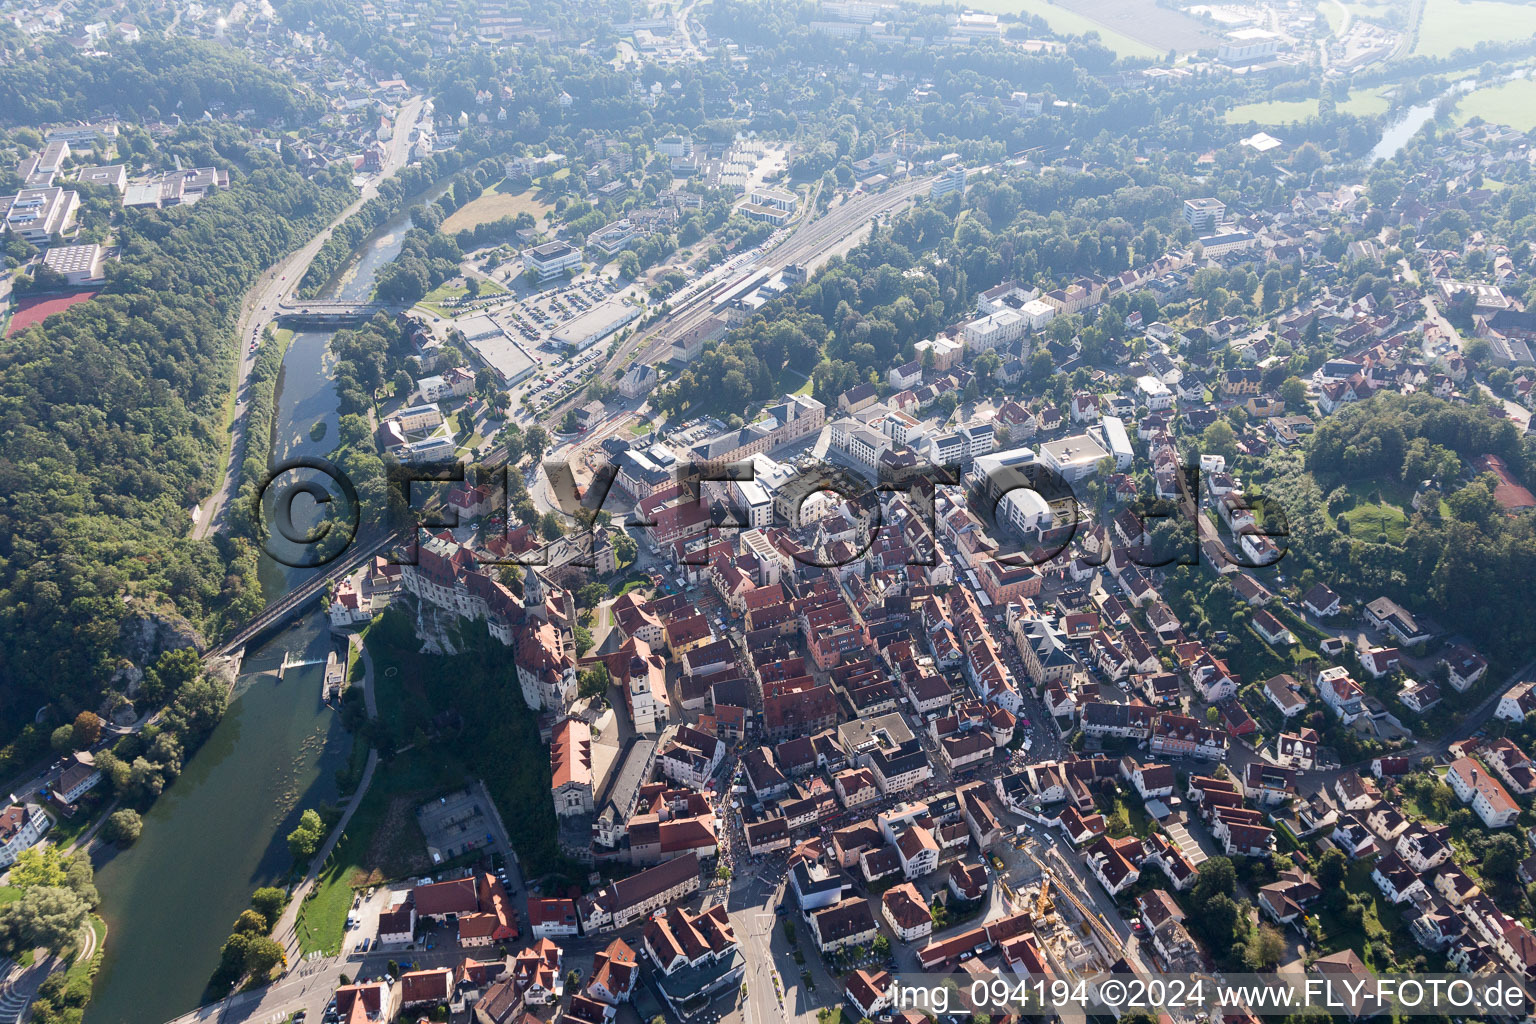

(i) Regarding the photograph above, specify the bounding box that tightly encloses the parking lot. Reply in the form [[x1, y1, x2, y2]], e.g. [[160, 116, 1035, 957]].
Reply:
[[499, 277, 616, 347], [416, 787, 498, 864]]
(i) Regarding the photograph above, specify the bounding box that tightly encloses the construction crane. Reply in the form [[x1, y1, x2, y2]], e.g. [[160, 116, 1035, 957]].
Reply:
[[1035, 873, 1056, 921], [1043, 865, 1129, 963], [1024, 848, 1129, 964]]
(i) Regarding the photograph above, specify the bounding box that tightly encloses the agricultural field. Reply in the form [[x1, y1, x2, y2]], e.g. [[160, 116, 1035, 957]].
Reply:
[[1054, 0, 1224, 52], [965, 0, 1162, 58], [1412, 0, 1536, 58], [1339, 0, 1409, 29], [1454, 77, 1536, 132], [440, 178, 554, 235]]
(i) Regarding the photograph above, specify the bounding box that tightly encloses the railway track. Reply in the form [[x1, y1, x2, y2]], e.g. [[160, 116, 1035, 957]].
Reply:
[[630, 174, 936, 367]]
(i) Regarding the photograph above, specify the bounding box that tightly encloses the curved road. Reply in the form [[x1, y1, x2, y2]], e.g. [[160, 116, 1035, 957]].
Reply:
[[193, 96, 424, 541]]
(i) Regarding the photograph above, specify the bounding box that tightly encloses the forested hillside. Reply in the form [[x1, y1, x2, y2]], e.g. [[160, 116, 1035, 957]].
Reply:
[[0, 46, 353, 763], [0, 38, 323, 125]]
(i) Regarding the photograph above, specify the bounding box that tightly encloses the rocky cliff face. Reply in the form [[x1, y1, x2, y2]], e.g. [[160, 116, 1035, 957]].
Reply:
[[114, 599, 207, 696]]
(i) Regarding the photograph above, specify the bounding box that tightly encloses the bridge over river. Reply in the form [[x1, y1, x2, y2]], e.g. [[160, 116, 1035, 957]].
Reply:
[[272, 300, 406, 327], [214, 530, 405, 661]]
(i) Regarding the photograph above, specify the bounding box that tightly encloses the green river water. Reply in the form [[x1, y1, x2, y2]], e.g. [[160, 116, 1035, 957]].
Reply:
[[86, 207, 419, 1024]]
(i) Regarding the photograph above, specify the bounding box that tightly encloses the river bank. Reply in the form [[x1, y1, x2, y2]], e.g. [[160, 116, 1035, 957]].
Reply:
[[85, 199, 422, 1024]]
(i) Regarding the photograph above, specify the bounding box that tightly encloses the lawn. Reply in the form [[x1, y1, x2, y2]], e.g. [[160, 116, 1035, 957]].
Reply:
[[1318, 0, 1345, 35], [1308, 861, 1405, 969], [962, 0, 1161, 57], [440, 179, 554, 236], [1412, 0, 1536, 57], [0, 886, 21, 906], [1318, 476, 1420, 545], [1102, 791, 1152, 839], [1340, 0, 1402, 26], [1337, 500, 1407, 544], [1227, 86, 1393, 125], [46, 798, 106, 849], [1225, 99, 1321, 126], [1454, 77, 1536, 132], [1337, 85, 1395, 117], [417, 277, 509, 317], [294, 750, 470, 957]]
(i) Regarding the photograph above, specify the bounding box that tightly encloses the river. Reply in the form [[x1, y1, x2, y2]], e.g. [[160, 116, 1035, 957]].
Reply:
[[86, 208, 416, 1024], [1364, 71, 1529, 164]]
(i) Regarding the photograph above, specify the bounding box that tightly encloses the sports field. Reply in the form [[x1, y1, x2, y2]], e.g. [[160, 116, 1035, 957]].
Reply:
[[440, 179, 554, 235], [5, 290, 98, 336]]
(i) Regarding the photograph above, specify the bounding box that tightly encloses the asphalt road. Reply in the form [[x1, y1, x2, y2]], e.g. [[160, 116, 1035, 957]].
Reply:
[[192, 95, 424, 541]]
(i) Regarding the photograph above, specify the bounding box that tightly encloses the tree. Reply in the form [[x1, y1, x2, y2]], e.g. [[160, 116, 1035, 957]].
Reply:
[[10, 848, 68, 890], [250, 888, 286, 924], [233, 909, 268, 934], [1200, 892, 1245, 948], [0, 886, 89, 954], [49, 725, 75, 753], [1245, 924, 1286, 969], [525, 426, 550, 456], [1482, 832, 1523, 881], [1202, 420, 1238, 464], [242, 935, 286, 978], [1192, 856, 1237, 910], [72, 711, 101, 748], [104, 808, 142, 846], [64, 853, 97, 906], [612, 531, 638, 568], [1317, 847, 1348, 889], [286, 808, 325, 862], [872, 934, 890, 958], [393, 369, 414, 398], [577, 664, 610, 700], [1280, 376, 1308, 410]]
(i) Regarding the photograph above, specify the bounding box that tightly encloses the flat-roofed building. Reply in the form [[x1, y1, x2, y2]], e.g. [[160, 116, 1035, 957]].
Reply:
[[1183, 197, 1226, 232], [1039, 432, 1111, 484], [76, 164, 126, 193], [394, 403, 444, 433], [42, 242, 103, 284], [523, 239, 582, 281], [551, 299, 641, 351], [749, 186, 798, 212], [740, 202, 792, 226], [5, 187, 79, 243]]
